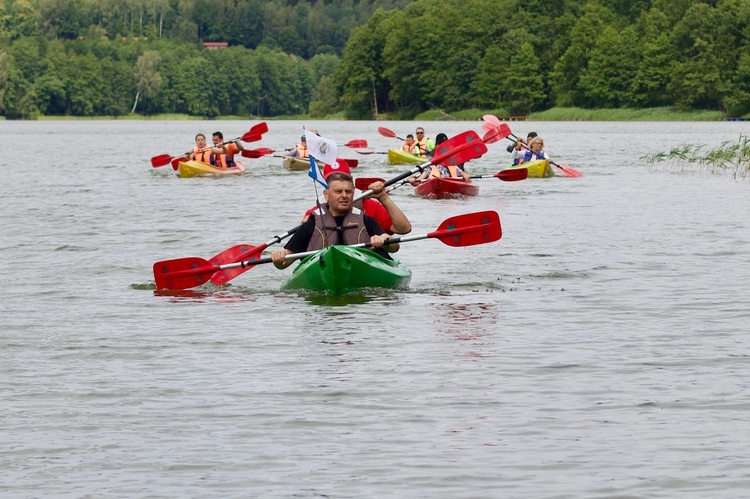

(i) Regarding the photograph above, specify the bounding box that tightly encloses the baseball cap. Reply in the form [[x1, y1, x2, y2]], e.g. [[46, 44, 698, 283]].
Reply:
[[323, 158, 351, 179]]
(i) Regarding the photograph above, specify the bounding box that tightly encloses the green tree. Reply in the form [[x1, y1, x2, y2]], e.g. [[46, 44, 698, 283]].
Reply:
[[4, 0, 39, 39], [550, 1, 617, 106], [578, 26, 638, 107], [337, 9, 393, 117], [131, 50, 162, 113], [666, 2, 724, 110], [629, 9, 674, 107], [502, 42, 545, 115]]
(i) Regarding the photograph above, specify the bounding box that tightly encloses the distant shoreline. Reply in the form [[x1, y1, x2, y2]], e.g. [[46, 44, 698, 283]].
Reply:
[[4, 107, 734, 122]]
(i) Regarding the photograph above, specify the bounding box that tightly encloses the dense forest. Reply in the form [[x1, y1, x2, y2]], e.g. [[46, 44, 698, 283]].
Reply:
[[1, 0, 749, 119]]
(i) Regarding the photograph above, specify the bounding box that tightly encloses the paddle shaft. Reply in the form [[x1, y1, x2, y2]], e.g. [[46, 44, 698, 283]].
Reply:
[[184, 221, 499, 275]]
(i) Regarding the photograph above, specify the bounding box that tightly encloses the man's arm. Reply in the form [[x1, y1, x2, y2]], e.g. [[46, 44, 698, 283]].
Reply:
[[368, 182, 411, 234]]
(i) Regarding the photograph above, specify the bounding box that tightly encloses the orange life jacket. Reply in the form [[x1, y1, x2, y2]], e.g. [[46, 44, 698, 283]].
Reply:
[[296, 143, 309, 158], [192, 148, 212, 163], [213, 143, 239, 168]]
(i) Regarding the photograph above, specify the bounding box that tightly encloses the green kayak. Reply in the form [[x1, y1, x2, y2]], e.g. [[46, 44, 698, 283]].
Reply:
[[281, 246, 412, 295]]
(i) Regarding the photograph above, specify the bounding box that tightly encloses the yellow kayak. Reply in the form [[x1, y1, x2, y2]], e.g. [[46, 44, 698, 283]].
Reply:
[[178, 160, 245, 178], [506, 159, 554, 178], [282, 156, 310, 171], [387, 149, 426, 165]]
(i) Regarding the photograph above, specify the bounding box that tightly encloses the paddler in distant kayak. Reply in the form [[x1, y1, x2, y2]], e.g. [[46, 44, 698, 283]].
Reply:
[[513, 136, 548, 165], [301, 159, 412, 235], [289, 135, 310, 158], [507, 131, 537, 157], [188, 133, 212, 163], [271, 171, 399, 269], [408, 133, 471, 185], [202, 131, 244, 168], [402, 134, 420, 155], [413, 127, 435, 157]]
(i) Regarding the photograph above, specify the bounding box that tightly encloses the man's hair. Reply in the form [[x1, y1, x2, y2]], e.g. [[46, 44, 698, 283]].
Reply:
[[326, 172, 353, 184], [213, 131, 224, 140]]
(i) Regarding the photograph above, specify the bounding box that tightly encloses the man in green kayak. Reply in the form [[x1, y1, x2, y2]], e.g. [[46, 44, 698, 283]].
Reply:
[[271, 172, 400, 269]]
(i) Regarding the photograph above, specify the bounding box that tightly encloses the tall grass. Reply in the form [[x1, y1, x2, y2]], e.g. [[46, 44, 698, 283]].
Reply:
[[530, 107, 724, 121], [641, 134, 750, 178]]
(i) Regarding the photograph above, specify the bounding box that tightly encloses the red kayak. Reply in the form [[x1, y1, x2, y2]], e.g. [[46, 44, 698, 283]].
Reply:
[[414, 177, 479, 198]]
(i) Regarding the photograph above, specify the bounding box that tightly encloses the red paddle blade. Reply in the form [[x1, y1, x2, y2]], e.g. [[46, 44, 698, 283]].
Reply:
[[481, 122, 496, 132], [242, 148, 274, 158], [209, 244, 263, 285], [241, 132, 263, 143], [153, 257, 216, 290], [556, 164, 582, 177], [171, 158, 182, 170], [495, 168, 528, 181], [483, 114, 502, 126], [151, 154, 173, 167], [482, 129, 502, 144], [433, 210, 501, 247], [345, 159, 359, 168], [249, 122, 269, 136], [378, 126, 397, 138], [345, 139, 368, 148], [432, 130, 488, 166], [355, 177, 386, 190], [482, 124, 512, 144]]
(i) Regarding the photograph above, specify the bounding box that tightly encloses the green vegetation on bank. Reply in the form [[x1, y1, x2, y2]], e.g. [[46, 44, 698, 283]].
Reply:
[[528, 107, 725, 122], [2, 0, 750, 120], [29, 106, 730, 122]]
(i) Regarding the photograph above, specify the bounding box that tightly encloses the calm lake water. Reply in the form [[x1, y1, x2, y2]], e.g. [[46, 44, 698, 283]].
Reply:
[[1, 119, 749, 497]]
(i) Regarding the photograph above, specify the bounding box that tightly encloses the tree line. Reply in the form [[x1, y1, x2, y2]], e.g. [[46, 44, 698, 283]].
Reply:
[[1, 0, 749, 119]]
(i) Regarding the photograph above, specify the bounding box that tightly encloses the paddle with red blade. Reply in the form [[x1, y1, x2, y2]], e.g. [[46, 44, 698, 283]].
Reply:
[[154, 130, 487, 289], [150, 122, 268, 168], [344, 139, 368, 148], [471, 169, 528, 181], [377, 126, 406, 142], [153, 211, 501, 290]]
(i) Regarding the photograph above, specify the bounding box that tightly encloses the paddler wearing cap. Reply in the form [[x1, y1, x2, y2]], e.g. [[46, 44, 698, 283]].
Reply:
[[290, 135, 310, 158], [300, 158, 411, 236], [271, 165, 401, 269]]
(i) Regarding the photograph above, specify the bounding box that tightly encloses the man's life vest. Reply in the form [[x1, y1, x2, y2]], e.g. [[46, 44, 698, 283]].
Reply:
[[307, 204, 370, 250]]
